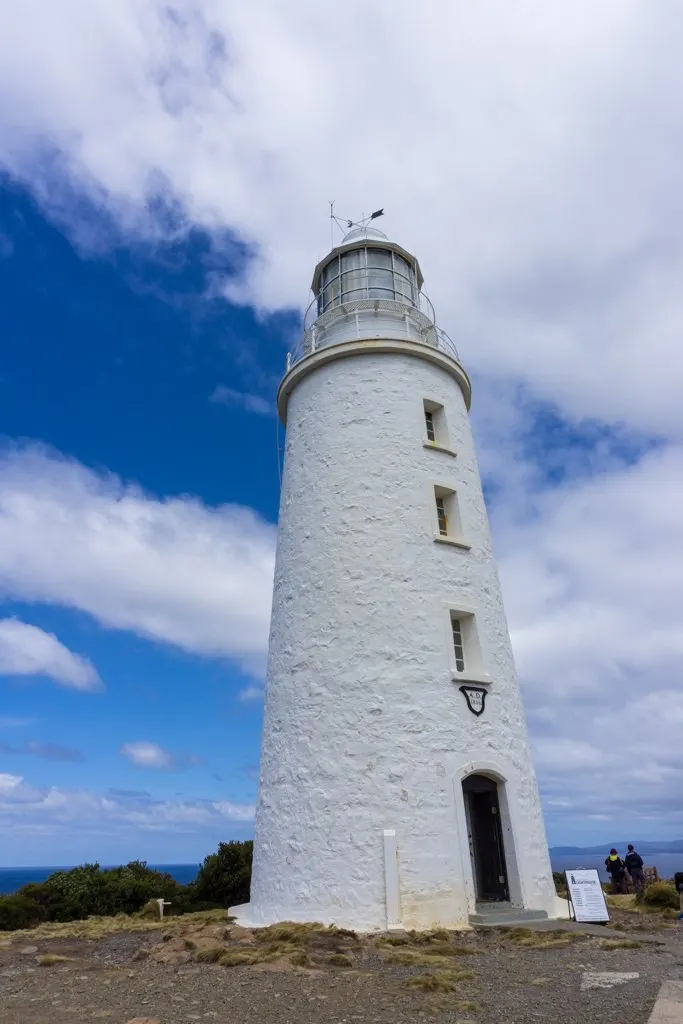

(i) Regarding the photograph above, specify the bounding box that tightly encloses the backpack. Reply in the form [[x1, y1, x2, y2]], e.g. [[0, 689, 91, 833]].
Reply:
[[605, 856, 624, 875]]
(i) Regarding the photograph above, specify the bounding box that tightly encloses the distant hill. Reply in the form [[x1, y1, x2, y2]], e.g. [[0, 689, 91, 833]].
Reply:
[[551, 840, 683, 855]]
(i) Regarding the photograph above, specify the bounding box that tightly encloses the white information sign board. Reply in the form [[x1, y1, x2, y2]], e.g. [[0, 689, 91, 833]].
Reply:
[[565, 869, 610, 923]]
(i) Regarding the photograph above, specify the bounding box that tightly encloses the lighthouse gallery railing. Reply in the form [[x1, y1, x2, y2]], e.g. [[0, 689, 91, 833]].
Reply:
[[286, 291, 461, 372]]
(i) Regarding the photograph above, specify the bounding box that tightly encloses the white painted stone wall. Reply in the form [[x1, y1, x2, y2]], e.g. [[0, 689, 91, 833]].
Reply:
[[243, 345, 556, 930]]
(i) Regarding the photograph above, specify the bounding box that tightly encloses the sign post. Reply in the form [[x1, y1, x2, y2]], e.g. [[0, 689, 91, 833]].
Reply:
[[564, 869, 610, 924]]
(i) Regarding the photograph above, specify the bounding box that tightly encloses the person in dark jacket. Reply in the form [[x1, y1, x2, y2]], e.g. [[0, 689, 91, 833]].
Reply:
[[605, 848, 627, 893], [624, 844, 645, 895]]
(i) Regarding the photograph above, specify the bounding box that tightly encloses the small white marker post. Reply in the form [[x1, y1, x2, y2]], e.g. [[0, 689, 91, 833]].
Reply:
[[382, 830, 402, 931], [156, 898, 172, 921]]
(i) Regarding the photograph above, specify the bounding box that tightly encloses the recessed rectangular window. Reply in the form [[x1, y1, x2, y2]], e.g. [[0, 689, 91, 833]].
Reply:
[[425, 409, 436, 442], [423, 399, 449, 447], [448, 609, 487, 681], [433, 485, 464, 543], [435, 494, 448, 536], [451, 617, 465, 672]]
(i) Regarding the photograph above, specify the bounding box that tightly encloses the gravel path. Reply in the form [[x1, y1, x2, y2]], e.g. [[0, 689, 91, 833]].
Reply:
[[1, 918, 681, 1024]]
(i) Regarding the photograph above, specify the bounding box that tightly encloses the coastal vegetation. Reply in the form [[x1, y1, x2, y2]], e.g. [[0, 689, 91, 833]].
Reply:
[[637, 879, 680, 910], [0, 839, 252, 931]]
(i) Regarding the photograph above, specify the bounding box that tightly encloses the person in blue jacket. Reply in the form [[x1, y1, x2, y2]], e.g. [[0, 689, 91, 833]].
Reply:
[[624, 845, 645, 895]]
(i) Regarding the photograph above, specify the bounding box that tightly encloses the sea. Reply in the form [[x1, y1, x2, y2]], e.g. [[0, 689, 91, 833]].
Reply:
[[551, 851, 683, 880], [0, 864, 199, 896]]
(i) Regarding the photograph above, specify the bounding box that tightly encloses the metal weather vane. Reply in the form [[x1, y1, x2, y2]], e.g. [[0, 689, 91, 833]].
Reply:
[[329, 202, 384, 244]]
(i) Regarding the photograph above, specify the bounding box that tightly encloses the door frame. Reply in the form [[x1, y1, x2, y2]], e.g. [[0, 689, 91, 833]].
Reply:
[[453, 761, 524, 911]]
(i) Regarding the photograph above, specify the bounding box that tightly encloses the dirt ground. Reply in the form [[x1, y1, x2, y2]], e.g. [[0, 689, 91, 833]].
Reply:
[[1, 908, 682, 1024]]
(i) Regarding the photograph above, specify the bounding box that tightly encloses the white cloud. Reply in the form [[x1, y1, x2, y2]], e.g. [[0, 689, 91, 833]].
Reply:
[[498, 443, 683, 702], [238, 685, 264, 702], [0, 444, 275, 675], [211, 800, 256, 822], [490, 439, 683, 840], [120, 741, 175, 771], [0, 617, 102, 691], [1, 2, 683, 437], [0, 773, 255, 832], [0, 717, 34, 729], [0, 773, 22, 791], [532, 690, 683, 832], [210, 386, 273, 417]]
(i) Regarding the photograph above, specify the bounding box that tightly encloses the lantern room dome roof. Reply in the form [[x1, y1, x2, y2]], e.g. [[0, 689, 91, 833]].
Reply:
[[341, 225, 389, 244]]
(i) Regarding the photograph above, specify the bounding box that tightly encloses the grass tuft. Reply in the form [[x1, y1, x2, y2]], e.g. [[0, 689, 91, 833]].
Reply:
[[383, 949, 453, 967], [328, 953, 353, 967], [499, 926, 535, 940], [218, 948, 273, 967], [37, 954, 74, 966], [501, 928, 575, 950], [420, 942, 481, 957], [289, 950, 313, 967], [252, 921, 359, 952], [194, 946, 225, 963], [264, 941, 301, 958], [253, 922, 322, 944], [405, 971, 461, 993], [523, 937, 575, 949], [217, 941, 307, 967], [1, 908, 228, 942], [423, 928, 452, 943], [599, 939, 643, 950]]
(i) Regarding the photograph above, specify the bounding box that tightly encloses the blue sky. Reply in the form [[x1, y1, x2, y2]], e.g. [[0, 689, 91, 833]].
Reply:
[[1, 1, 683, 864], [0, 182, 281, 864]]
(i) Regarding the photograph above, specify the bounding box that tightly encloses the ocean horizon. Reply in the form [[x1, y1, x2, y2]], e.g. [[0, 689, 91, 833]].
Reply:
[[2, 848, 682, 896], [550, 850, 682, 880]]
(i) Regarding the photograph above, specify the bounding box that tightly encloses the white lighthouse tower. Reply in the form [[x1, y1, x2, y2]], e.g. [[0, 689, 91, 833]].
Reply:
[[234, 217, 557, 931]]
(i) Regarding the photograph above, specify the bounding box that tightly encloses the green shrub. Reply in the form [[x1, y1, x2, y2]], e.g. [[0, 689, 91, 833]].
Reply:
[[639, 881, 679, 910], [552, 871, 567, 894], [166, 892, 221, 916], [192, 840, 253, 908], [18, 861, 183, 922], [0, 894, 46, 931], [0, 841, 249, 931]]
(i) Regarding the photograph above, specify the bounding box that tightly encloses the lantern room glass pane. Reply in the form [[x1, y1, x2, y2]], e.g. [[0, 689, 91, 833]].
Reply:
[[368, 249, 393, 270], [367, 248, 394, 300], [320, 256, 340, 312], [341, 249, 365, 303], [322, 257, 338, 285], [393, 253, 416, 305]]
